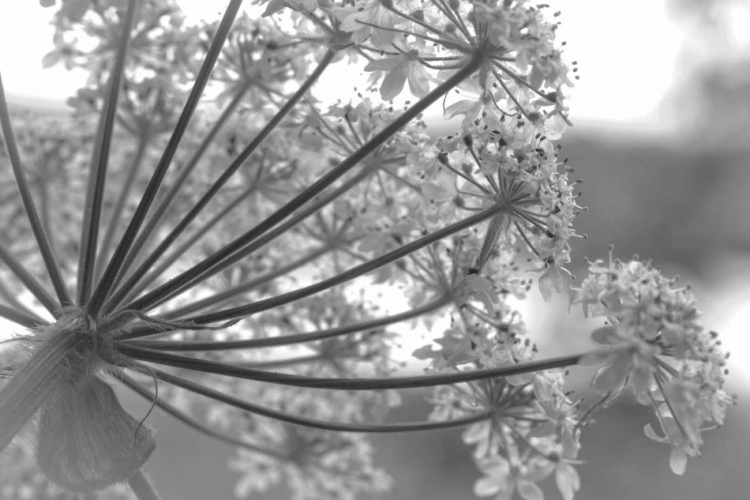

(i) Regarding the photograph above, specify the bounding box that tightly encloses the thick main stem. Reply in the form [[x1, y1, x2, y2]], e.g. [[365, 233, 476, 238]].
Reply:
[[121, 293, 449, 345], [0, 332, 85, 453]]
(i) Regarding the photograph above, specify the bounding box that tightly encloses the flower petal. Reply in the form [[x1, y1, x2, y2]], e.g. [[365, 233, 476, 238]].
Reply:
[[555, 463, 580, 500], [669, 448, 688, 475], [592, 354, 630, 394], [518, 479, 544, 500], [590, 325, 618, 345], [379, 65, 407, 101]]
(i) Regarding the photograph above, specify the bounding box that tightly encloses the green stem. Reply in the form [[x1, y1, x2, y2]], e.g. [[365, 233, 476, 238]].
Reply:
[[119, 346, 583, 391], [128, 469, 161, 500], [124, 53, 485, 313], [86, 0, 244, 317], [77, 0, 140, 305]]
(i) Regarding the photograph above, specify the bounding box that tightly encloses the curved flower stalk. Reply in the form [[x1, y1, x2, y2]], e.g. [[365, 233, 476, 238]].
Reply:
[[0, 0, 732, 499]]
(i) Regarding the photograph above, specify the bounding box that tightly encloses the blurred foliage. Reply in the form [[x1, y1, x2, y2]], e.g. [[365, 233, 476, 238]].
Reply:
[[665, 0, 750, 147]]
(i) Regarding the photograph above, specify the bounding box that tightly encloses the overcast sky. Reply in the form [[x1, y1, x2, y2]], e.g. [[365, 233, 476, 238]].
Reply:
[[0, 0, 685, 132]]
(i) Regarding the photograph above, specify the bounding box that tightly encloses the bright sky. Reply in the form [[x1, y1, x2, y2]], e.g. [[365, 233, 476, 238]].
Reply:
[[0, 0, 684, 131]]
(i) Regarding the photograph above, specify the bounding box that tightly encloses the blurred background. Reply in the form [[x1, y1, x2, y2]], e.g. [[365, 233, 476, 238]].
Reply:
[[2, 0, 750, 499]]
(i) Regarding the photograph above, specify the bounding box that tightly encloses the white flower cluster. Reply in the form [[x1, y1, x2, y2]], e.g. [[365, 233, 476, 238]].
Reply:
[[572, 253, 735, 474]]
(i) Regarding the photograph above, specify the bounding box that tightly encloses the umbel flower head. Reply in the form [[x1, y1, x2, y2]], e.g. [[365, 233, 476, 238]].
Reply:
[[0, 0, 731, 498], [571, 250, 735, 474]]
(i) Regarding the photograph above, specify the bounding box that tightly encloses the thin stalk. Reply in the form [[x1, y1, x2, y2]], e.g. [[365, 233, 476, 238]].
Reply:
[[128, 469, 161, 500], [110, 82, 250, 293], [95, 129, 151, 282], [77, 0, 140, 305], [106, 49, 336, 310], [0, 241, 59, 316], [0, 303, 46, 329], [117, 181, 263, 306], [36, 156, 53, 246], [475, 214, 504, 271], [177, 202, 508, 325], [121, 294, 449, 346], [87, 0, 245, 317], [124, 53, 485, 313], [234, 354, 325, 369], [118, 373, 280, 456], [158, 244, 333, 321], [119, 348, 582, 391], [0, 74, 72, 308], [0, 279, 39, 320], [152, 368, 493, 433], [128, 163, 374, 313]]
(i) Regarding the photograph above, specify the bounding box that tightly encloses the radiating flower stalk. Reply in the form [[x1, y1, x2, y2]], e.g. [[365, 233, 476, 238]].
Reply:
[[0, 0, 733, 499]]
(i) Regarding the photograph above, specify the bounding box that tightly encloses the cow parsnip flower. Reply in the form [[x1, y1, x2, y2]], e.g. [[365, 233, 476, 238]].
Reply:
[[0, 0, 732, 498]]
